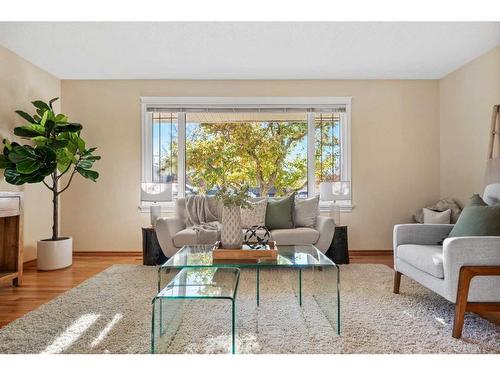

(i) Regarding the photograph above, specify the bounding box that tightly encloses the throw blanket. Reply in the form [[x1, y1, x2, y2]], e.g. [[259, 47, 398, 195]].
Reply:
[[185, 195, 222, 244]]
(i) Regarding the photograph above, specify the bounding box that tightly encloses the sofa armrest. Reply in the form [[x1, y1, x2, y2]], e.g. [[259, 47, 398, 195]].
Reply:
[[442, 236, 500, 301], [155, 217, 185, 258], [314, 215, 335, 253]]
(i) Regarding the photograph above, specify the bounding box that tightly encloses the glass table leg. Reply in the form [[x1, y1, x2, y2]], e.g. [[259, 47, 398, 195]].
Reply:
[[298, 268, 302, 306], [232, 298, 236, 354], [310, 265, 340, 335], [256, 267, 260, 306]]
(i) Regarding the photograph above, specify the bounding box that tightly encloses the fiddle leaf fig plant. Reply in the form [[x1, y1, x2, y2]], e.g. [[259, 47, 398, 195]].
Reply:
[[0, 98, 100, 240]]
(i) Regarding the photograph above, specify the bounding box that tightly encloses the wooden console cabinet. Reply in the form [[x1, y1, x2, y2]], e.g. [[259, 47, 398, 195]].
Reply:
[[0, 192, 23, 286]]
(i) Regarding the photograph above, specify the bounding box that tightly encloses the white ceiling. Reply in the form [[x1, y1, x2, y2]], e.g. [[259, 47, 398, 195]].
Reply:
[[0, 22, 499, 80]]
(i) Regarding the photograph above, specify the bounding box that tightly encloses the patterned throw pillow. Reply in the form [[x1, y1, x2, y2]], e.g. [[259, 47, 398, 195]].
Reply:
[[241, 199, 268, 228]]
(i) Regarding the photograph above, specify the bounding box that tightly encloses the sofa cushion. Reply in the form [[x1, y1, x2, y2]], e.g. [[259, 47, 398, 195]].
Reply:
[[265, 193, 296, 230], [396, 244, 444, 278], [173, 228, 199, 247], [294, 196, 319, 228], [271, 227, 319, 246]]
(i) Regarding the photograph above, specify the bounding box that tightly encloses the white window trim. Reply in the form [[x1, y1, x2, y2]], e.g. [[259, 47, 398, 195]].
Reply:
[[140, 96, 352, 213]]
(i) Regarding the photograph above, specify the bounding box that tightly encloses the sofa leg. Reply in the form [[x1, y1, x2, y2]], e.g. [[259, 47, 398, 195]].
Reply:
[[393, 271, 401, 294]]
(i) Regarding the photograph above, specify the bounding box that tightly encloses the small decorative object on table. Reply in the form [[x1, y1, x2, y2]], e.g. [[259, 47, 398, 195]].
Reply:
[[212, 240, 278, 261], [215, 183, 251, 248], [244, 225, 271, 249], [142, 225, 168, 265]]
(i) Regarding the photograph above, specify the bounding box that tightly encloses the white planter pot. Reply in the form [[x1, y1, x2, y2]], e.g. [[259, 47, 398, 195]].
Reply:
[[37, 237, 73, 271]]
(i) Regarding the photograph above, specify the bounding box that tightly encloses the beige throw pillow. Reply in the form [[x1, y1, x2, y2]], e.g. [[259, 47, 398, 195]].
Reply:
[[423, 208, 451, 224], [241, 199, 268, 228]]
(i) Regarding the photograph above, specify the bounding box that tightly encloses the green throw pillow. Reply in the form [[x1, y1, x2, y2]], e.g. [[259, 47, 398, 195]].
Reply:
[[265, 193, 295, 230], [448, 194, 500, 238]]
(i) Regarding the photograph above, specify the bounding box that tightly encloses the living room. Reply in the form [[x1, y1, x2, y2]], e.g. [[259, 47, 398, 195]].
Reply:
[[0, 1, 499, 372]]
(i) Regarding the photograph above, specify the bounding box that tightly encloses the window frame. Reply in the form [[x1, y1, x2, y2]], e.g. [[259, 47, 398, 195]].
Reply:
[[140, 96, 352, 213]]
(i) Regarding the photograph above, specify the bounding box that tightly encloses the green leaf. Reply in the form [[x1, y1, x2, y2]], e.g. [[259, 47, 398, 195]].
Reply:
[[55, 114, 68, 123], [21, 172, 46, 183], [3, 139, 12, 152], [14, 126, 44, 138], [0, 154, 11, 168], [55, 123, 82, 133], [48, 139, 69, 149], [4, 167, 25, 185], [81, 154, 101, 161], [40, 110, 49, 126], [76, 167, 99, 182], [8, 146, 36, 164], [78, 159, 94, 169], [49, 97, 59, 110], [56, 149, 73, 173], [6, 145, 56, 177], [32, 100, 50, 111], [36, 145, 57, 164], [76, 137, 85, 153], [31, 136, 49, 146], [16, 158, 40, 174], [15, 110, 35, 124], [33, 114, 41, 123], [44, 119, 56, 136]]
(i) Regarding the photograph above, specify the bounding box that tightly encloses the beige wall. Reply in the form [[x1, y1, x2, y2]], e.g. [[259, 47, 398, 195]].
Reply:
[[61, 79, 440, 251], [2, 41, 497, 255], [0, 45, 60, 261], [440, 46, 500, 206]]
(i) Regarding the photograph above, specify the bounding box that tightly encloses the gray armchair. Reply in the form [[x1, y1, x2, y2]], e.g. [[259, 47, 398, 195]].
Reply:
[[393, 183, 500, 338]]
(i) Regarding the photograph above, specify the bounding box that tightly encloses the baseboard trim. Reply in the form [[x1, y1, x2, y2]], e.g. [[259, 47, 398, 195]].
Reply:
[[73, 251, 141, 256], [349, 250, 393, 256]]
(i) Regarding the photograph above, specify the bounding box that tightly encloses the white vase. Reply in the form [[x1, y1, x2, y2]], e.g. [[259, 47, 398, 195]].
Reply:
[[37, 237, 73, 271], [221, 206, 243, 248]]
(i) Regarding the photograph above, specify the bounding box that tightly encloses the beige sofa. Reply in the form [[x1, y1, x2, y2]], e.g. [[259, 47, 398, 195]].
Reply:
[[156, 198, 335, 257]]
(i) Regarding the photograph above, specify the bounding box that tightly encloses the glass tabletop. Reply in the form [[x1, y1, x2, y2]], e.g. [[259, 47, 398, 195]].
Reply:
[[159, 244, 336, 269], [157, 267, 240, 299]]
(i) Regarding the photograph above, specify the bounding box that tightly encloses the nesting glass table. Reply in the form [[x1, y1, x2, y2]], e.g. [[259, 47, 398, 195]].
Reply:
[[156, 244, 340, 349]]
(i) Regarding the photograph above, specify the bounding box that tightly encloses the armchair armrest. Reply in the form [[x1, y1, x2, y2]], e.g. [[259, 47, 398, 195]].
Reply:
[[393, 224, 453, 248], [442, 236, 500, 301], [155, 216, 185, 258], [393, 224, 454, 269], [314, 215, 335, 253]]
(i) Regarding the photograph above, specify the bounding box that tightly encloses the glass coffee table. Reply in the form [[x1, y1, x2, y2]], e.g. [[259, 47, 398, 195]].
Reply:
[[158, 244, 340, 334]]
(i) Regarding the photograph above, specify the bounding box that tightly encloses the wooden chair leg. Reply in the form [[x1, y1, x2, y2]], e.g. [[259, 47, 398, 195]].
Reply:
[[452, 267, 474, 339], [393, 271, 401, 294]]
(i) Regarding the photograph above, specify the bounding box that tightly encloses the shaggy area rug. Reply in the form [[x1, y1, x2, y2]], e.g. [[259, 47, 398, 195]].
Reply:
[[0, 264, 498, 354]]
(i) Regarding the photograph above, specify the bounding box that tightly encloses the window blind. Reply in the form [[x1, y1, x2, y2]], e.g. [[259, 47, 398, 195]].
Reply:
[[146, 106, 346, 113]]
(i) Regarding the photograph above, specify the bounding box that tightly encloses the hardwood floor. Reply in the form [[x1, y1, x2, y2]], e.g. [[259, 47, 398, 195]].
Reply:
[[0, 251, 498, 330], [0, 252, 142, 328]]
